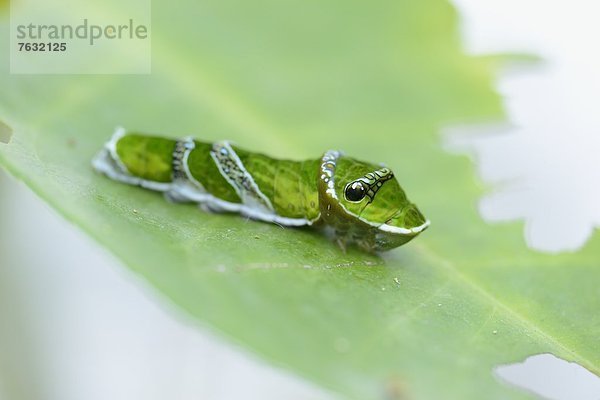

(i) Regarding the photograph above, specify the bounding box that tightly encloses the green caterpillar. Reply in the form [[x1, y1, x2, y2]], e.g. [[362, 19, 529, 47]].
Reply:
[[92, 128, 429, 251]]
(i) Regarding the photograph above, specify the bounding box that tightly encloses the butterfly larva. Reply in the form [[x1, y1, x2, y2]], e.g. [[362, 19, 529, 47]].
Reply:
[[92, 127, 430, 251]]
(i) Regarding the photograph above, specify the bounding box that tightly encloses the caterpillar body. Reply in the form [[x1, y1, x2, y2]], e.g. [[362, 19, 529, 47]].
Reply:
[[92, 128, 430, 252]]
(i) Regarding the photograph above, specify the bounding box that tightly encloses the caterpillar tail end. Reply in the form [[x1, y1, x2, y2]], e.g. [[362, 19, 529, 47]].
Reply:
[[92, 126, 129, 178]]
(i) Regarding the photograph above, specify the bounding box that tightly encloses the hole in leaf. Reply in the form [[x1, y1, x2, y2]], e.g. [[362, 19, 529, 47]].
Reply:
[[445, 120, 600, 254], [494, 353, 600, 400]]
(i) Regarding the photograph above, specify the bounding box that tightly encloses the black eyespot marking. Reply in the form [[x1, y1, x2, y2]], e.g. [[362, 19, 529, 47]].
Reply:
[[344, 181, 367, 202], [343, 168, 394, 204]]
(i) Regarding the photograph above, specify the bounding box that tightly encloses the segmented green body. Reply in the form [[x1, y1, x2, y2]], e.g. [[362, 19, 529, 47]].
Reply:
[[93, 128, 429, 251]]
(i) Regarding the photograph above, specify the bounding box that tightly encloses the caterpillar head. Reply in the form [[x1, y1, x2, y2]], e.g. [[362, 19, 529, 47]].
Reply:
[[318, 151, 429, 251]]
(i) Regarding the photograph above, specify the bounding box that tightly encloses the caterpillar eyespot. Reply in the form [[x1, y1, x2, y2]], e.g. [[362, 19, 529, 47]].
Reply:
[[344, 181, 367, 202], [92, 127, 430, 252]]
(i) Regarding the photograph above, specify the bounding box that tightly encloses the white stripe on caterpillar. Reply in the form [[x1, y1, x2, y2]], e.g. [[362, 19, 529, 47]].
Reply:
[[210, 141, 275, 214]]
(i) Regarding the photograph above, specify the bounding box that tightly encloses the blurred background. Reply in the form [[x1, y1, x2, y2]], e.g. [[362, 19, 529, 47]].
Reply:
[[1, 0, 600, 399]]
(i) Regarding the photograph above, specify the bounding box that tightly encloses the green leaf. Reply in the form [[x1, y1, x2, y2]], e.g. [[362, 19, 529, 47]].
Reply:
[[1, 1, 598, 399]]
